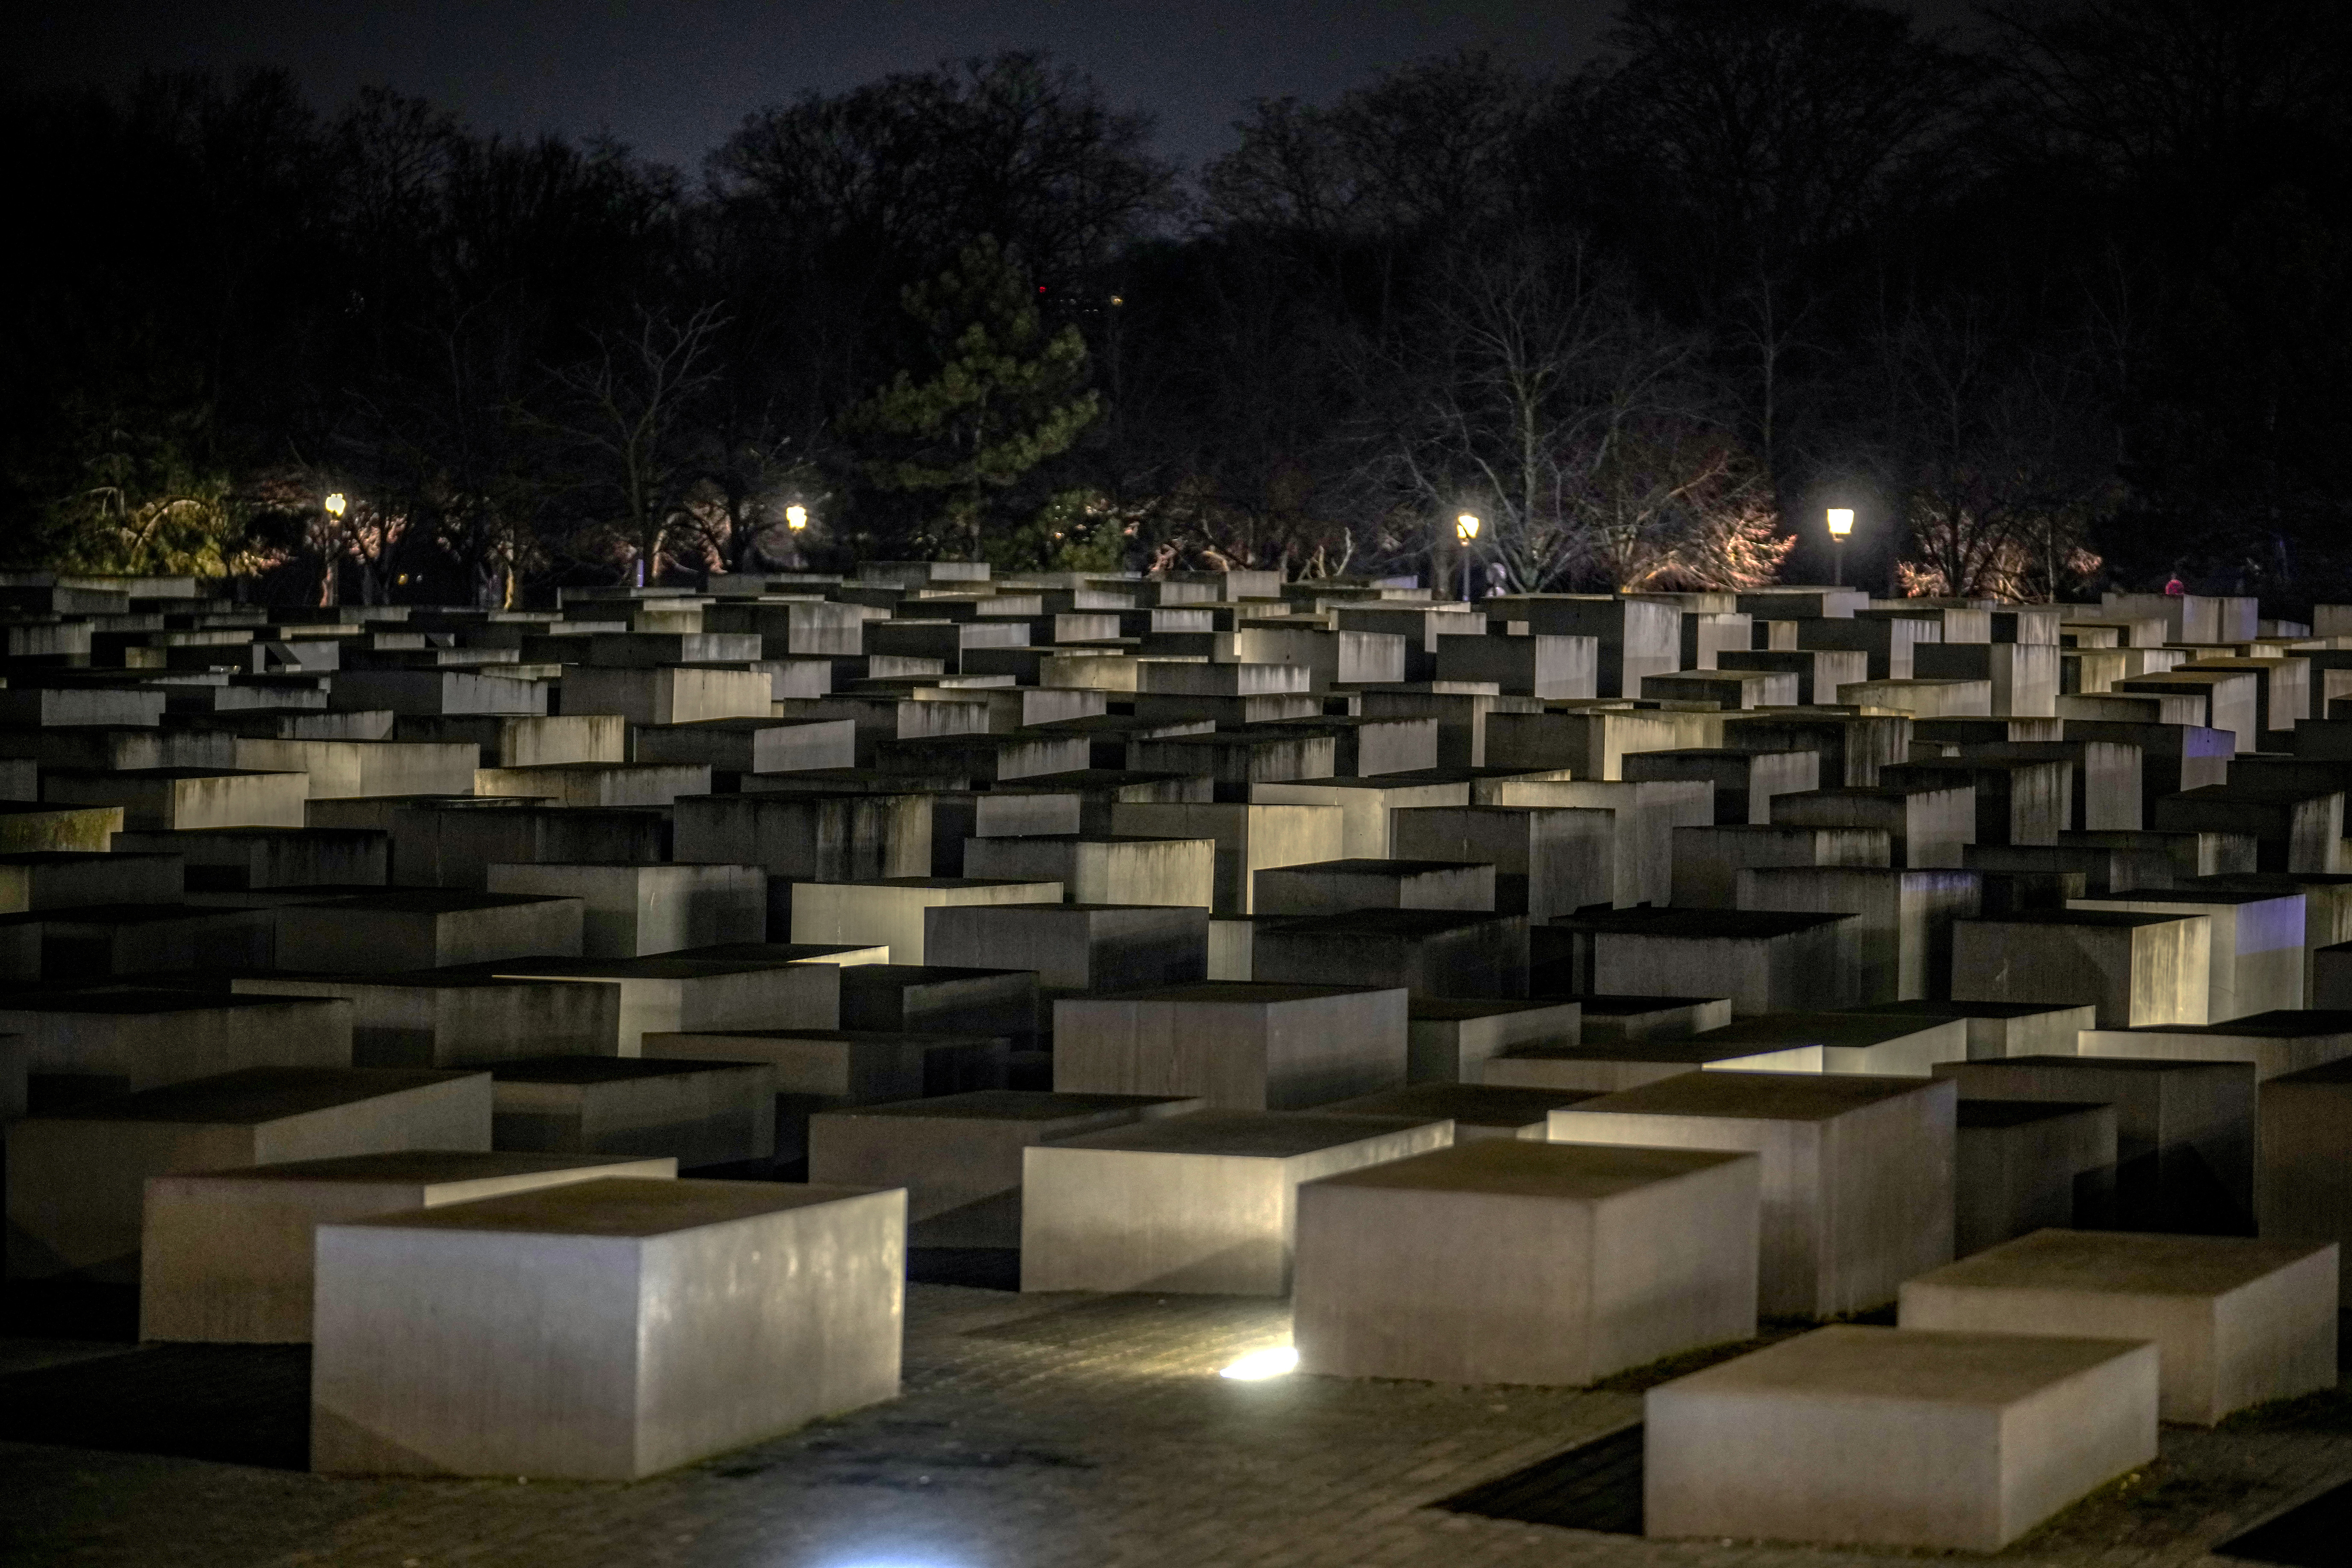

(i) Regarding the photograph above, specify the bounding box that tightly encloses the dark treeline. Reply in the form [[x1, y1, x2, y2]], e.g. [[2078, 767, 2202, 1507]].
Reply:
[[4, 0, 2347, 607]]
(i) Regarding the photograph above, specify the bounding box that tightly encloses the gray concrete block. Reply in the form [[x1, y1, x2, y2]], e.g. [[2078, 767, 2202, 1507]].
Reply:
[[1643, 1325, 2156, 1551], [924, 902, 1207, 995], [486, 862, 765, 957], [310, 1178, 903, 1478], [2080, 1010, 2352, 1082], [1951, 910, 2210, 1028], [789, 877, 1062, 963], [1838, 998, 2096, 1060], [1294, 1140, 1758, 1385], [2, 990, 354, 1099], [1250, 909, 1528, 1000], [1954, 1100, 2118, 1254], [139, 1150, 677, 1343], [277, 890, 585, 972], [1900, 1229, 2336, 1423], [488, 1056, 776, 1167], [1737, 865, 1980, 1003], [1020, 1110, 1451, 1294], [7, 1066, 492, 1281], [1252, 858, 1495, 915], [961, 834, 1214, 908], [1312, 1082, 1601, 1140], [1407, 997, 1582, 1083], [488, 956, 840, 1055], [1771, 785, 1974, 869], [232, 972, 620, 1067], [1549, 1072, 1956, 1317], [1669, 824, 1890, 910], [1053, 982, 1409, 1110]]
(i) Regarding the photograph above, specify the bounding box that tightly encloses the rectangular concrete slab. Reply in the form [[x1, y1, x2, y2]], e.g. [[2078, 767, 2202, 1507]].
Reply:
[[1900, 1228, 2337, 1423], [1020, 1110, 1451, 1294], [1052, 982, 1409, 1110], [140, 1150, 678, 1342], [1644, 1325, 2157, 1551], [310, 1177, 903, 1478], [1294, 1140, 1759, 1385]]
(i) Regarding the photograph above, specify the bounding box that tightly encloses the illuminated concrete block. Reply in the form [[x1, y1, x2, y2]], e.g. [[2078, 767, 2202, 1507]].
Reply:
[[1955, 1100, 2117, 1255], [1684, 1011, 1970, 1076], [310, 1178, 904, 1478], [1294, 1140, 1758, 1385], [6, 1066, 491, 1281], [474, 762, 711, 807], [2067, 886, 2304, 1025], [2080, 1010, 2352, 1082], [43, 767, 308, 830], [1644, 1326, 2156, 1551], [1840, 999, 2095, 1061], [1251, 909, 1528, 999], [232, 972, 620, 1067], [789, 877, 1062, 964], [115, 825, 387, 889], [1247, 776, 1471, 860], [1108, 801, 1345, 914], [1313, 1082, 1599, 1140], [561, 664, 771, 725], [1565, 909, 1855, 1016], [1900, 1229, 2337, 1424], [140, 1150, 676, 1343], [489, 1056, 775, 1167], [1737, 865, 1980, 1003], [1, 990, 354, 1100], [1934, 1055, 2255, 1232], [627, 717, 855, 774], [1407, 996, 1582, 1083], [486, 862, 766, 957], [1391, 805, 1613, 919], [1951, 910, 2210, 1028], [809, 1089, 1201, 1239], [489, 956, 839, 1055], [1770, 785, 1974, 869], [1053, 982, 1408, 1109], [645, 1028, 1009, 1161], [1252, 857, 1495, 915], [960, 834, 1214, 908], [923, 902, 1207, 997], [1020, 1110, 1451, 1294], [0, 800, 125, 853], [277, 890, 585, 972], [231, 738, 479, 799], [1622, 747, 1818, 826], [839, 963, 1037, 1048], [1570, 994, 1734, 1042], [1549, 1072, 1956, 1317]]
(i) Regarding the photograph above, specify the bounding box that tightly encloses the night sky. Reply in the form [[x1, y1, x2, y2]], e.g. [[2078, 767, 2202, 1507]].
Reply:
[[13, 0, 1980, 174]]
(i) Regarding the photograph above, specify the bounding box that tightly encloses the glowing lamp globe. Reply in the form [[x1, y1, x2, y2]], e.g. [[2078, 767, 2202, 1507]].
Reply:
[[1826, 507, 1855, 538]]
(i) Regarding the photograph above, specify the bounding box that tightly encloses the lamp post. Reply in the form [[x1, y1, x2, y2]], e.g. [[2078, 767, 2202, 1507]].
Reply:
[[1826, 507, 1855, 587], [1455, 512, 1480, 602]]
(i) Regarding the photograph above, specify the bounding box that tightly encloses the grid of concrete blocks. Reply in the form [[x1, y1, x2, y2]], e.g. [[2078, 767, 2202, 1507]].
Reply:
[[3, 566, 2352, 1547]]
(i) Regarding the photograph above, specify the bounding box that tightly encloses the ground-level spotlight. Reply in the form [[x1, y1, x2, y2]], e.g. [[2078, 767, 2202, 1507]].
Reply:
[[1220, 1345, 1298, 1380]]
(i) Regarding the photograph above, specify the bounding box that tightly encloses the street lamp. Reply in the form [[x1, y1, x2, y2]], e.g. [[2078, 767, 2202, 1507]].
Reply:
[[1826, 507, 1855, 587], [1455, 512, 1480, 602], [785, 504, 808, 532], [323, 492, 347, 520]]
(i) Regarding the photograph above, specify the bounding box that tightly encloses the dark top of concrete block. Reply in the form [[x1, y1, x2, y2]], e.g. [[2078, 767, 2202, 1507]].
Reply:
[[1315, 1084, 1600, 1126], [1304, 1137, 1749, 1199], [826, 1090, 1199, 1122], [659, 1028, 1005, 1046], [2110, 1010, 2352, 1039], [187, 1150, 662, 1184], [1957, 1099, 2113, 1130], [1052, 1109, 1436, 1159], [34, 1066, 478, 1125], [289, 889, 576, 916], [1694, 1013, 1960, 1049], [841, 964, 1036, 987], [0, 903, 266, 930], [1410, 997, 1581, 1023], [1842, 999, 2091, 1022], [664, 942, 883, 964], [2269, 1056, 2352, 1087], [809, 877, 1061, 892], [487, 956, 816, 980], [1562, 993, 1729, 1016], [1264, 909, 1519, 939], [1966, 909, 2199, 930], [1571, 1069, 1948, 1121], [1936, 1054, 2252, 1080], [490, 1055, 768, 1084], [1664, 1324, 2149, 1405], [1081, 981, 1403, 1006], [1265, 859, 1489, 877], [1562, 909, 1848, 939], [337, 1175, 878, 1237], [0, 988, 336, 1019], [1913, 1227, 2331, 1297]]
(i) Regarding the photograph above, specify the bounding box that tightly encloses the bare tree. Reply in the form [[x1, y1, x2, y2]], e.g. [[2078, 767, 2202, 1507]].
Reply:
[[1365, 238, 1790, 593], [543, 304, 726, 583]]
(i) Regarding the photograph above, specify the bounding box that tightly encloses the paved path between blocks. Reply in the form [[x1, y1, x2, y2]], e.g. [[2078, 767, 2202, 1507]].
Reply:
[[3, 1285, 2349, 1567]]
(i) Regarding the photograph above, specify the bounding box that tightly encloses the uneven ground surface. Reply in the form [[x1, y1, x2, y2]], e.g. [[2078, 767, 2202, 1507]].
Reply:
[[2, 1282, 2348, 1568]]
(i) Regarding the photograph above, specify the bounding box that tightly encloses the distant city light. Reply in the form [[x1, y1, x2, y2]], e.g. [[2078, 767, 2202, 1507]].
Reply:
[[1220, 1346, 1298, 1380], [1826, 507, 1855, 537], [786, 504, 809, 530]]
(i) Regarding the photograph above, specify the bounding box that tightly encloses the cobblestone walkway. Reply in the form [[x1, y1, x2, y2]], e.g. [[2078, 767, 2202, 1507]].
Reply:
[[3, 1285, 2347, 1568]]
